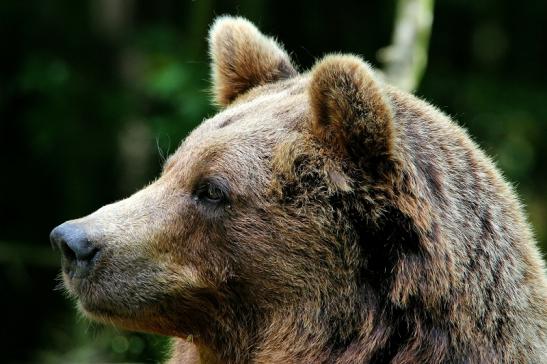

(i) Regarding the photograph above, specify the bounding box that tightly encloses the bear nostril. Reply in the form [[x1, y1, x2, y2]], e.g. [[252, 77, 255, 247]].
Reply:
[[60, 239, 77, 261], [50, 223, 99, 277]]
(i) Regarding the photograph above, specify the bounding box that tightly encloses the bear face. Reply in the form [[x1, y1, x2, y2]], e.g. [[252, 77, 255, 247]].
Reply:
[[55, 75, 319, 335], [51, 16, 547, 363]]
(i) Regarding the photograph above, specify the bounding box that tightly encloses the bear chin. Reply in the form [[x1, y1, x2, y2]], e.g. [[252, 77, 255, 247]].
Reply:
[[67, 270, 201, 338], [78, 300, 195, 339], [63, 273, 153, 321]]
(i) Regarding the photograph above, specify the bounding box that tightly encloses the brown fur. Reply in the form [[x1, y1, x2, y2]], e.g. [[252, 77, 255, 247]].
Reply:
[[209, 16, 297, 106], [55, 16, 547, 363]]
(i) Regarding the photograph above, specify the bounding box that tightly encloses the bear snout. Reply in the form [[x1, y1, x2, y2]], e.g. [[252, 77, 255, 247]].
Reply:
[[50, 222, 100, 279]]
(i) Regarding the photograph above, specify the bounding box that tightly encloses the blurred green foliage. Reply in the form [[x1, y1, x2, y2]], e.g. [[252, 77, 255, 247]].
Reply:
[[1, 0, 546, 362]]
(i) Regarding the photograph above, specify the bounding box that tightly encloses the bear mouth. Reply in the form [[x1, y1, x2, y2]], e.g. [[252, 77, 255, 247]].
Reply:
[[63, 266, 174, 319], [60, 269, 123, 317], [62, 273, 98, 307], [71, 283, 133, 320], [79, 299, 143, 324]]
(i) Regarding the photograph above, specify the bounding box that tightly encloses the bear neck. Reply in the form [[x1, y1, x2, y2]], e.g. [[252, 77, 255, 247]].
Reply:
[[172, 289, 459, 364], [173, 283, 406, 363]]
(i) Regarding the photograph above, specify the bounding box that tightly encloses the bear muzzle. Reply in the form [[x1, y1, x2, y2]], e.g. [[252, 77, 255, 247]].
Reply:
[[50, 222, 100, 279]]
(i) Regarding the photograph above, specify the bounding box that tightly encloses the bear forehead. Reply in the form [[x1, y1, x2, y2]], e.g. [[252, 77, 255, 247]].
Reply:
[[160, 76, 309, 188], [206, 75, 308, 132]]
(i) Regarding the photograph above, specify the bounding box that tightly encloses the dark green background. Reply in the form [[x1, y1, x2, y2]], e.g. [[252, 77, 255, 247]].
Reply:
[[1, 0, 546, 362]]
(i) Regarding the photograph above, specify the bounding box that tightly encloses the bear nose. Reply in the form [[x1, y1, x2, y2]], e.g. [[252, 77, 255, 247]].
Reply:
[[50, 223, 99, 278]]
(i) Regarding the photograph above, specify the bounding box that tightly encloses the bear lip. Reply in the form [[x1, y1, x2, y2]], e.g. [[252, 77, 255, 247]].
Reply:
[[62, 272, 88, 296], [79, 300, 117, 317], [69, 281, 123, 319]]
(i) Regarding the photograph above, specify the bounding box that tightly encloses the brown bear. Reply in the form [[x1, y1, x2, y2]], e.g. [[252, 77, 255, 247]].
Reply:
[[50, 16, 547, 363]]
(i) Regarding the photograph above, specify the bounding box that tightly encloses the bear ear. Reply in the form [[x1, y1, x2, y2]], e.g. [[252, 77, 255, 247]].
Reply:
[[209, 16, 298, 107], [309, 55, 396, 169]]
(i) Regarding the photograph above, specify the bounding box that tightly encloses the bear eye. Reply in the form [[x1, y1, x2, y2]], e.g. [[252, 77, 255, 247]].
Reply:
[[194, 180, 227, 204]]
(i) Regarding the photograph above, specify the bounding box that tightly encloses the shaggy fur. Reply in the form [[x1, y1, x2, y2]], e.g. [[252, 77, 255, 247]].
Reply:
[[54, 16, 547, 363], [209, 16, 297, 106]]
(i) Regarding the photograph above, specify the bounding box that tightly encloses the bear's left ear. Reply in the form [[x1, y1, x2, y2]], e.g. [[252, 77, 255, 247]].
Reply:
[[309, 55, 397, 171], [209, 16, 298, 107]]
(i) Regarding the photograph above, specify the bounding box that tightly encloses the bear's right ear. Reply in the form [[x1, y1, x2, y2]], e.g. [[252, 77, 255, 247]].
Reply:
[[308, 55, 397, 172], [209, 16, 298, 107]]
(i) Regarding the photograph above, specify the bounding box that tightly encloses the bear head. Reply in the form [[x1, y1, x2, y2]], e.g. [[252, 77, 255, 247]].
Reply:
[[50, 16, 547, 363]]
